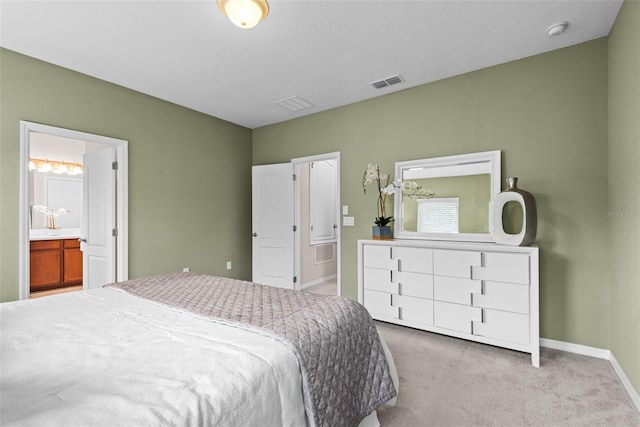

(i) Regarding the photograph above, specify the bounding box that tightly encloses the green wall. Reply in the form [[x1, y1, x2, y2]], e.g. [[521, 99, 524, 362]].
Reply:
[[253, 40, 610, 351], [608, 0, 640, 395], [0, 48, 253, 302]]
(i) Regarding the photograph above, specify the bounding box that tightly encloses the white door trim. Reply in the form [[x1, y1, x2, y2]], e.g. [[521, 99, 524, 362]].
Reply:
[[19, 121, 129, 300], [292, 152, 341, 296]]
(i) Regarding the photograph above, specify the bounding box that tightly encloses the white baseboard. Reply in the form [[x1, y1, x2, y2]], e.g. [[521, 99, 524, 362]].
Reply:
[[609, 352, 640, 412], [539, 338, 611, 359], [300, 274, 337, 290], [540, 338, 640, 413]]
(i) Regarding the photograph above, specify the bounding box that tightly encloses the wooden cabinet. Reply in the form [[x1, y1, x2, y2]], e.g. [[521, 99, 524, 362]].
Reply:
[[30, 239, 83, 292], [358, 239, 539, 366]]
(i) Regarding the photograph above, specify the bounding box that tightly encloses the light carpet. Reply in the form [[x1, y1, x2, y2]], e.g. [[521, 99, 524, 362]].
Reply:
[[375, 321, 639, 426]]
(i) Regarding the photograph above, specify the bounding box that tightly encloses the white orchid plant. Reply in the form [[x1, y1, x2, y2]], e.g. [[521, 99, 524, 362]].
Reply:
[[32, 205, 70, 230], [363, 163, 435, 227], [362, 163, 395, 226]]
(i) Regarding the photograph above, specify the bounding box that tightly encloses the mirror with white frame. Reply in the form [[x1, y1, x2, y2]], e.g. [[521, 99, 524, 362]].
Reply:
[[393, 150, 501, 242]]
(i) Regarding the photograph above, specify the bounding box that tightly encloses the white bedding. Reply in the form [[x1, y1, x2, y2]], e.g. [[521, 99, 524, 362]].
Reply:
[[1, 288, 308, 426]]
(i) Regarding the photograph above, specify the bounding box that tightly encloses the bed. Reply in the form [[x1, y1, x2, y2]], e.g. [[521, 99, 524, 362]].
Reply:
[[1, 273, 397, 426]]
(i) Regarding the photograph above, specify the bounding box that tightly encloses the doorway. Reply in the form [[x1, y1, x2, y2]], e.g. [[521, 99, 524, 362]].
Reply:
[[293, 154, 340, 296], [251, 152, 341, 296], [19, 121, 128, 300]]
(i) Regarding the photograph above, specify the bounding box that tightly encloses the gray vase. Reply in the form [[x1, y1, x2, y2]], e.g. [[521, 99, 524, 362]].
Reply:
[[490, 177, 537, 246]]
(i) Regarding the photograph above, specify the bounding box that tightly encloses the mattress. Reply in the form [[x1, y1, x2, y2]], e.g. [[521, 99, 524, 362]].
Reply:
[[1, 276, 397, 426]]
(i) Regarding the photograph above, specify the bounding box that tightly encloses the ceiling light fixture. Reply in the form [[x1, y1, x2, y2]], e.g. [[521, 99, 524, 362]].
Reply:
[[217, 0, 269, 29], [546, 22, 568, 37]]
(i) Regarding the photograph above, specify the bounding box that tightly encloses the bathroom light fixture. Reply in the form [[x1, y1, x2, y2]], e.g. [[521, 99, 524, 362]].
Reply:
[[217, 0, 269, 29], [53, 161, 68, 174], [547, 22, 568, 37], [70, 162, 83, 175], [38, 159, 53, 173], [30, 157, 82, 175]]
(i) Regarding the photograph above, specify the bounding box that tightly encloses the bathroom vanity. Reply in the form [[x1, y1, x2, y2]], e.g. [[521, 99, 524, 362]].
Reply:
[[30, 231, 82, 292]]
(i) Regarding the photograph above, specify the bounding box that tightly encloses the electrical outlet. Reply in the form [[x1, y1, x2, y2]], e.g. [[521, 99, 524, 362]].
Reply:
[[226, 261, 232, 270], [182, 267, 190, 272]]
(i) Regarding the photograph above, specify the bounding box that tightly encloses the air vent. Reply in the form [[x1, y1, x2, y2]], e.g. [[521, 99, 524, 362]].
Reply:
[[371, 74, 405, 89], [275, 96, 314, 112], [315, 244, 335, 264]]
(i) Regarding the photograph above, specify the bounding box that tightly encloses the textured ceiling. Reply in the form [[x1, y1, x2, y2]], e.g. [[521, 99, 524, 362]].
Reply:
[[0, 0, 623, 129]]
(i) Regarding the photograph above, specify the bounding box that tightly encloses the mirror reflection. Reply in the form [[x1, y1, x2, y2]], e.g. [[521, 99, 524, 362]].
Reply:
[[402, 174, 491, 234]]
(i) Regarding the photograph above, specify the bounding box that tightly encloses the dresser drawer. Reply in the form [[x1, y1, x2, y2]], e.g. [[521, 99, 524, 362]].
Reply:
[[363, 245, 396, 270], [433, 250, 481, 278], [434, 301, 482, 334], [472, 309, 529, 345], [471, 252, 530, 285], [394, 294, 433, 325], [472, 281, 529, 314], [434, 249, 530, 285], [395, 271, 433, 299], [364, 290, 399, 319], [393, 247, 433, 274], [364, 268, 399, 293], [363, 245, 433, 274], [434, 276, 529, 314], [434, 276, 481, 305], [364, 268, 433, 299]]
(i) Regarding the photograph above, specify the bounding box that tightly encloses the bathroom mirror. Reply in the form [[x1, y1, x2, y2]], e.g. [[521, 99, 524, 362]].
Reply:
[[393, 150, 501, 242]]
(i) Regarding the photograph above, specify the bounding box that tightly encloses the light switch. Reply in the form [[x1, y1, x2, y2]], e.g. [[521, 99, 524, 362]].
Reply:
[[343, 216, 355, 226], [342, 205, 349, 215]]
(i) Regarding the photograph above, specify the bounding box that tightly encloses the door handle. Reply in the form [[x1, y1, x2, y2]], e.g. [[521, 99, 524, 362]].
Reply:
[[78, 238, 87, 243], [251, 233, 258, 237]]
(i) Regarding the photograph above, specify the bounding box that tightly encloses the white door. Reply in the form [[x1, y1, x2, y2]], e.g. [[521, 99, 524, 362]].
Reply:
[[309, 159, 338, 244], [252, 163, 295, 289], [81, 147, 116, 289]]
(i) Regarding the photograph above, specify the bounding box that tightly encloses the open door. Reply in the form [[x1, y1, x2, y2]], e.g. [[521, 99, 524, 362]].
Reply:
[[251, 163, 295, 289], [81, 147, 116, 289]]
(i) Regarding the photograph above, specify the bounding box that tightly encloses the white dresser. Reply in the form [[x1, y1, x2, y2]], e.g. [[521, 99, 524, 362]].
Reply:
[[357, 239, 540, 366]]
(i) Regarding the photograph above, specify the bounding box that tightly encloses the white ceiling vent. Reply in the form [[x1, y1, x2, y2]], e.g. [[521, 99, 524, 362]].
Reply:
[[275, 96, 314, 112], [371, 74, 405, 89]]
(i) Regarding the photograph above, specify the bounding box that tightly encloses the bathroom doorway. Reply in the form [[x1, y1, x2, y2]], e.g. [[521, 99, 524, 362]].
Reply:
[[19, 121, 128, 300]]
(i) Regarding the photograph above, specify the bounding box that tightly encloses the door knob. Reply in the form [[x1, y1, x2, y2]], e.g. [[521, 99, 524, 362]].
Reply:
[[251, 233, 258, 237], [78, 238, 87, 243]]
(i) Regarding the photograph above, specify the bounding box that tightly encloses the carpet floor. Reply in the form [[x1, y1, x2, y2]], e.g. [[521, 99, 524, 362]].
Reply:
[[375, 321, 640, 426]]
